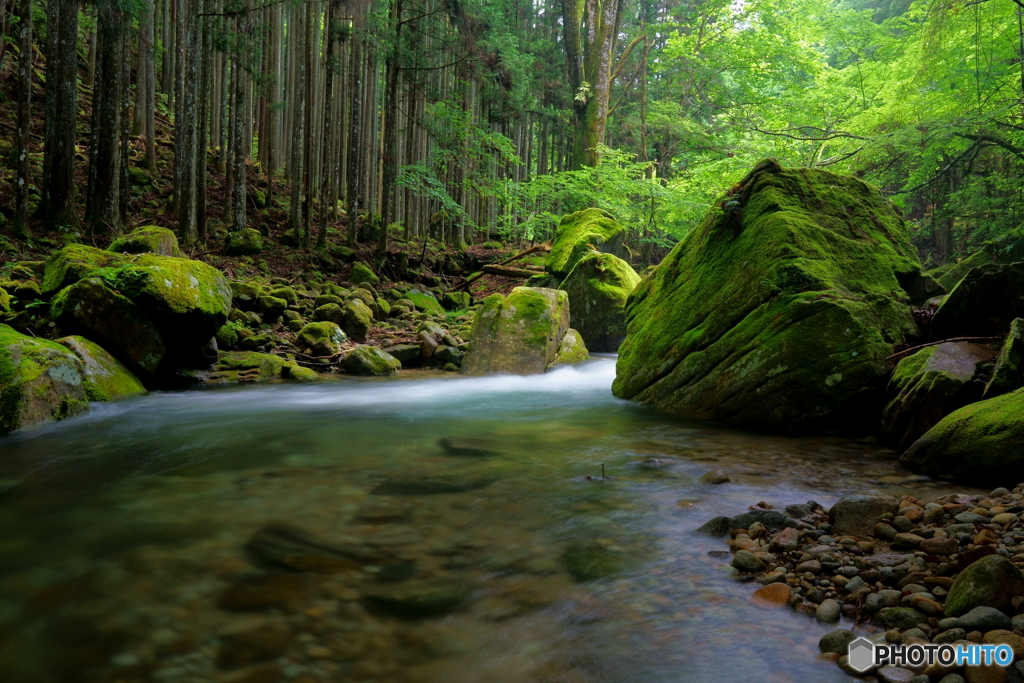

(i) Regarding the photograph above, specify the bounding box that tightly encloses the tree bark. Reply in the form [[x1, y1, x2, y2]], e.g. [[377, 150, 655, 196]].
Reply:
[[346, 36, 362, 246], [286, 0, 306, 242], [175, 0, 200, 243], [317, 0, 343, 248], [13, 0, 32, 239]]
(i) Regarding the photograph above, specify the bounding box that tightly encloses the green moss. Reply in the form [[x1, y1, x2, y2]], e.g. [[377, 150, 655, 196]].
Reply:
[[899, 389, 1024, 485], [344, 299, 373, 343], [560, 252, 640, 352], [109, 226, 183, 257], [985, 318, 1024, 398], [343, 345, 401, 376], [230, 281, 264, 309], [549, 328, 589, 367], [282, 361, 319, 382], [612, 163, 920, 433], [932, 228, 1024, 291], [0, 288, 9, 314], [349, 262, 379, 285], [56, 336, 146, 401], [545, 208, 627, 278], [268, 286, 298, 306], [297, 322, 347, 356], [215, 323, 239, 350], [224, 228, 264, 256], [41, 244, 127, 295], [462, 287, 570, 375], [201, 351, 285, 384], [1, 324, 89, 434], [402, 289, 444, 316]]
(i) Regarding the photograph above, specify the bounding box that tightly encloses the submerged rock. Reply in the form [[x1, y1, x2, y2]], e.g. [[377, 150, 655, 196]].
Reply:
[[612, 162, 921, 434], [882, 342, 993, 449], [362, 578, 473, 617], [109, 225, 183, 257], [930, 262, 1024, 339], [461, 287, 570, 375], [371, 469, 501, 495], [246, 523, 380, 573], [545, 208, 628, 279], [0, 324, 89, 434], [559, 251, 640, 351], [900, 390, 1024, 485], [56, 336, 146, 401]]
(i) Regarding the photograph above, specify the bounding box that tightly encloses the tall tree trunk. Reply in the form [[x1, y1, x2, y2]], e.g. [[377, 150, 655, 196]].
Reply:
[[87, 0, 129, 235], [346, 36, 361, 246], [139, 0, 157, 170], [37, 0, 81, 229], [378, 0, 403, 253], [175, 0, 199, 243], [317, 0, 342, 248], [13, 0, 32, 239], [287, 0, 306, 242], [197, 0, 210, 240]]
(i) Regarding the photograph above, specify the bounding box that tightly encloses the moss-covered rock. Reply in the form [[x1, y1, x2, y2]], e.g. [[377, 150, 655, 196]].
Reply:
[[462, 287, 571, 375], [56, 336, 146, 401], [229, 281, 263, 311], [343, 299, 373, 343], [0, 288, 9, 315], [559, 252, 640, 352], [215, 323, 239, 350], [0, 324, 89, 434], [984, 318, 1024, 398], [881, 342, 993, 449], [41, 244, 127, 295], [112, 254, 232, 348], [282, 361, 319, 382], [612, 162, 921, 434], [109, 225, 183, 257], [899, 389, 1024, 485], [297, 322, 347, 356], [930, 262, 1024, 339], [349, 262, 379, 285], [931, 229, 1024, 291], [374, 297, 391, 320], [545, 208, 628, 279], [549, 328, 589, 368], [402, 289, 444, 316], [943, 555, 1024, 617], [51, 278, 166, 378], [441, 291, 471, 311], [197, 351, 285, 384], [257, 295, 288, 321], [313, 303, 345, 326], [343, 345, 401, 376], [224, 228, 264, 256], [268, 286, 298, 307]]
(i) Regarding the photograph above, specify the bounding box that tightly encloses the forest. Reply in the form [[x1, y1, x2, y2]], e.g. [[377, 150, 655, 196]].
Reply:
[[1, 0, 1024, 259]]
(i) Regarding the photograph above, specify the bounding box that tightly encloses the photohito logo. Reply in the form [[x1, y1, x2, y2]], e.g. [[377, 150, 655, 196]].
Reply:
[[847, 637, 1015, 673]]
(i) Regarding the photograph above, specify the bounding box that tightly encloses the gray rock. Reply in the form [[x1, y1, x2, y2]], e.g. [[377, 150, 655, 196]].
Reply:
[[362, 578, 474, 617], [877, 666, 917, 683], [732, 550, 765, 573], [818, 628, 856, 654], [699, 469, 731, 484], [955, 605, 1012, 631], [876, 607, 927, 630], [933, 628, 965, 644], [694, 516, 731, 536], [1013, 613, 1024, 632], [937, 675, 966, 683], [831, 493, 899, 539], [937, 617, 959, 631], [954, 512, 989, 524], [816, 599, 841, 623], [728, 510, 796, 532], [845, 576, 867, 592]]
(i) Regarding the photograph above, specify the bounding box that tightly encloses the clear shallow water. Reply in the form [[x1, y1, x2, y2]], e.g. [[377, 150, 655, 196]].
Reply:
[[0, 358, 983, 683]]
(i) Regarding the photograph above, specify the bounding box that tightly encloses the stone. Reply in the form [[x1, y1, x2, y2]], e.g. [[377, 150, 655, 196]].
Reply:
[[297, 322, 347, 356], [882, 343, 993, 449], [216, 620, 291, 669], [230, 282, 264, 310], [282, 361, 318, 382], [313, 303, 345, 326], [56, 336, 146, 401], [40, 243, 127, 295], [901, 391, 1024, 487], [699, 469, 731, 484], [50, 277, 167, 378], [832, 493, 900, 539], [909, 594, 944, 616], [819, 628, 856, 654], [945, 555, 1024, 617], [218, 573, 312, 611], [434, 344, 466, 367], [877, 667, 918, 683], [461, 287, 571, 375], [402, 289, 444, 316], [983, 630, 1024, 658], [921, 537, 960, 555], [0, 324, 89, 434], [771, 527, 800, 550], [224, 228, 264, 256], [751, 582, 792, 608], [934, 628, 966, 644], [371, 469, 501, 495], [348, 262, 378, 285], [956, 606, 1013, 632], [246, 523, 378, 573], [343, 299, 374, 343], [984, 318, 1024, 399], [109, 225, 183, 257], [192, 352, 285, 385], [548, 328, 589, 367], [796, 559, 822, 573], [343, 345, 401, 376], [991, 512, 1017, 525], [558, 252, 640, 351], [939, 676, 967, 683], [257, 295, 287, 321], [931, 262, 1024, 338], [732, 550, 766, 573], [362, 578, 472, 617], [545, 208, 628, 279], [893, 532, 924, 549], [562, 541, 634, 581], [816, 598, 841, 623], [382, 343, 421, 365], [876, 607, 928, 630], [611, 162, 921, 434]]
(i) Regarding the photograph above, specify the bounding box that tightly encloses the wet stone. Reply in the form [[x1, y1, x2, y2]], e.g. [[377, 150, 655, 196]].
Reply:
[[218, 573, 312, 611], [819, 628, 856, 654], [371, 470, 501, 495], [362, 578, 473, 618]]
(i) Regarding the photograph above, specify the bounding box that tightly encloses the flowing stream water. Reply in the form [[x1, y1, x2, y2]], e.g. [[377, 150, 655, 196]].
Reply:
[[0, 357, 984, 683]]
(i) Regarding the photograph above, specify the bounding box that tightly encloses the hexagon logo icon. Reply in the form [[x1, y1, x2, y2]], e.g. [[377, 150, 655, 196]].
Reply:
[[847, 637, 874, 673]]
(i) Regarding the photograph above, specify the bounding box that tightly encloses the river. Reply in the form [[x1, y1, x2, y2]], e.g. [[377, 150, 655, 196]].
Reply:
[[0, 357, 981, 682]]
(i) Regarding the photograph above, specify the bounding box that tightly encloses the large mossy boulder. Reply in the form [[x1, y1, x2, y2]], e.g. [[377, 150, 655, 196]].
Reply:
[[930, 262, 1024, 339], [899, 389, 1024, 485], [56, 336, 146, 401], [0, 324, 89, 434], [224, 228, 264, 256], [559, 252, 640, 352], [984, 318, 1024, 398], [343, 345, 401, 376], [183, 351, 286, 385], [109, 225, 183, 257], [943, 555, 1024, 617], [297, 322, 347, 356], [41, 244, 126, 295], [545, 209, 628, 279], [343, 299, 373, 343], [612, 162, 921, 434], [461, 287, 571, 375], [881, 342, 994, 450], [51, 277, 167, 378]]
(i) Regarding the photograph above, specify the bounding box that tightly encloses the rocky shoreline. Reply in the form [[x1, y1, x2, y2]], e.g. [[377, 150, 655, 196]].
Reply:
[[703, 486, 1024, 682]]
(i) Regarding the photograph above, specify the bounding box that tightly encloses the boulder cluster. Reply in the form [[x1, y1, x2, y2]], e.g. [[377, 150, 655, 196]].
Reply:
[[703, 487, 1024, 681]]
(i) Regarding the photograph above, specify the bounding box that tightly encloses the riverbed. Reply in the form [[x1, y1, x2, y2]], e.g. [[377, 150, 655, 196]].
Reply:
[[0, 357, 982, 682]]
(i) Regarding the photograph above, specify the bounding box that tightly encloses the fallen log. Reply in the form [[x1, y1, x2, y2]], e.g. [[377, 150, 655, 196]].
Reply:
[[481, 264, 538, 279]]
